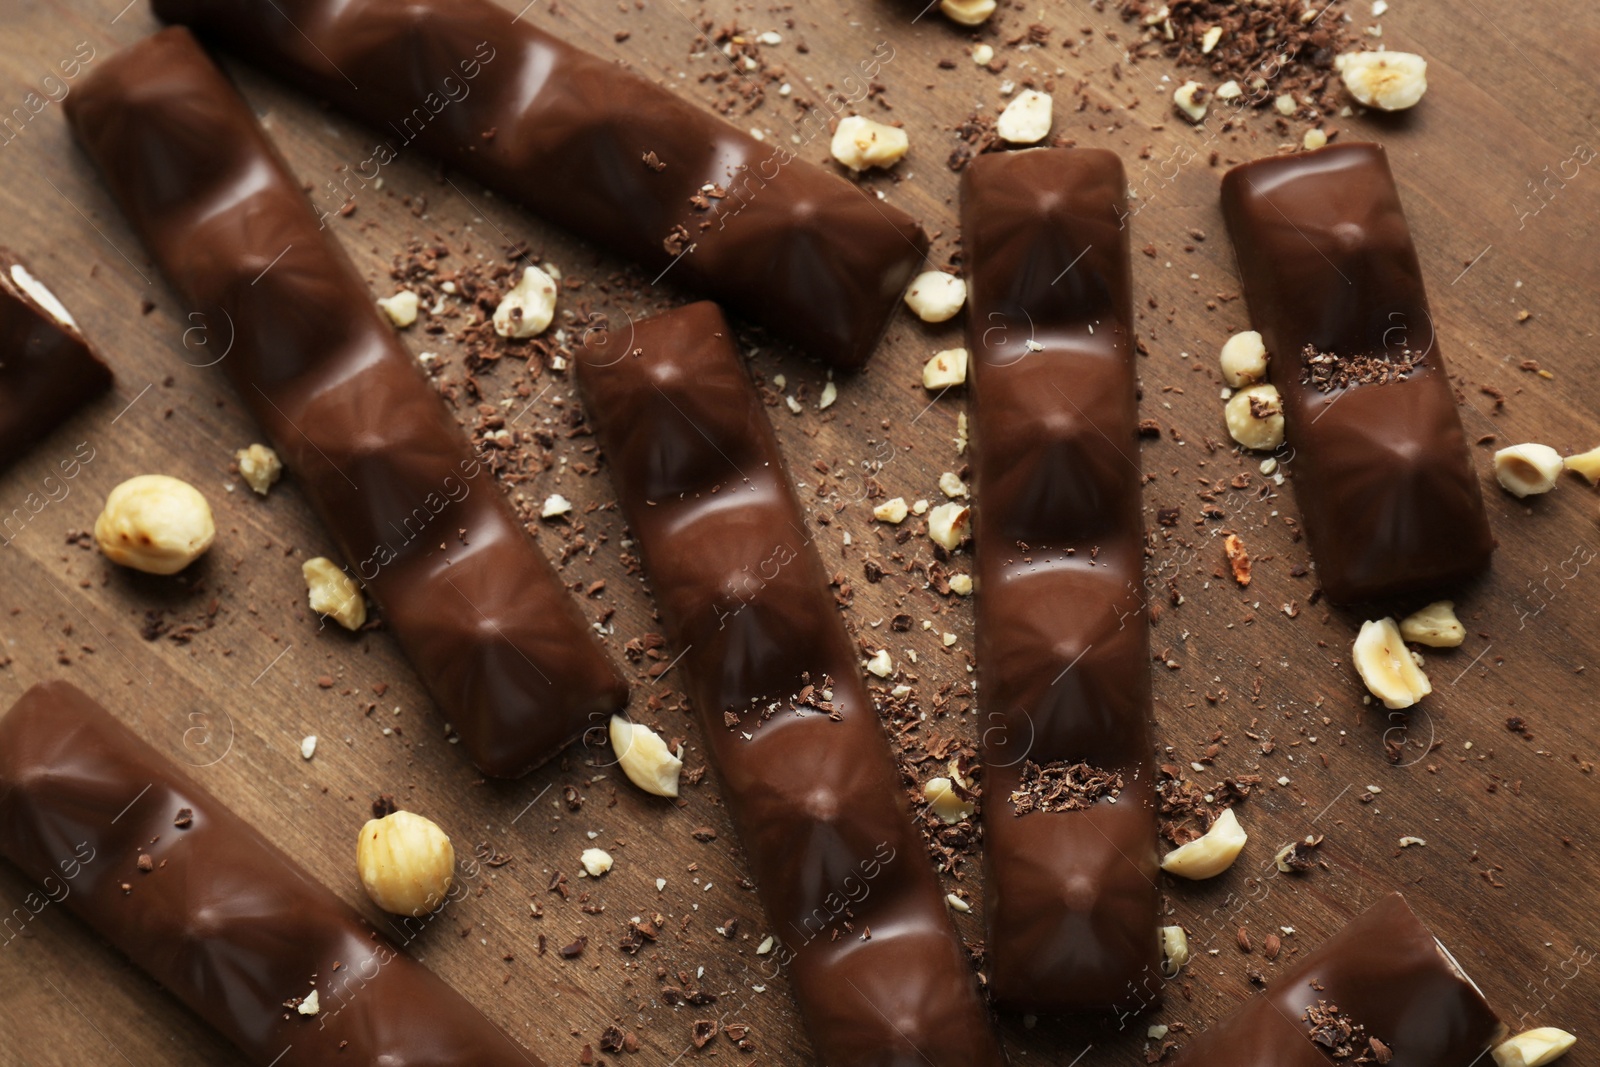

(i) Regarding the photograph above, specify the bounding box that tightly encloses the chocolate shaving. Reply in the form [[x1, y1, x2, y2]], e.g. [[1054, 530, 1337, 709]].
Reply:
[[1303, 1000, 1392, 1063], [1301, 344, 1419, 392], [1009, 759, 1124, 816]]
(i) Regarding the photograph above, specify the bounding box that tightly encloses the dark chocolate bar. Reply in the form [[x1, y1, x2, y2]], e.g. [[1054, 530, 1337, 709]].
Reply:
[[153, 0, 929, 371], [0, 248, 112, 471], [1221, 143, 1493, 604], [961, 148, 1160, 1012], [0, 680, 541, 1066], [1171, 891, 1504, 1066], [66, 28, 627, 778], [576, 301, 1004, 1066]]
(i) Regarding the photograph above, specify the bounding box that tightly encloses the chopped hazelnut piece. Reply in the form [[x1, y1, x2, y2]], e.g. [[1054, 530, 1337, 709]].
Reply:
[[235, 443, 283, 496], [997, 90, 1054, 144], [1352, 617, 1431, 709], [1399, 600, 1465, 648], [1495, 443, 1563, 497], [1493, 1028, 1577, 1067], [923, 348, 969, 390], [1160, 807, 1248, 880], [1336, 50, 1428, 111], [830, 116, 909, 172]]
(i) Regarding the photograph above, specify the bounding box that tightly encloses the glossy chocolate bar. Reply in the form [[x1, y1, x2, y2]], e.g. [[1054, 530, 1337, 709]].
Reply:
[[66, 29, 626, 778], [1171, 891, 1504, 1066], [0, 248, 112, 471], [153, 0, 929, 371], [1221, 143, 1493, 604], [577, 301, 1003, 1067], [0, 681, 540, 1066], [961, 148, 1160, 1012]]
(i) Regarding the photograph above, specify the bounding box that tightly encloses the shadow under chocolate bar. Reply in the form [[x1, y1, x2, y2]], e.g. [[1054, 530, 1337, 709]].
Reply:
[[65, 28, 627, 778], [1170, 891, 1504, 1066], [961, 148, 1161, 1013], [575, 301, 1004, 1067], [1221, 143, 1493, 605], [153, 0, 930, 371], [0, 680, 542, 1066], [0, 247, 112, 472]]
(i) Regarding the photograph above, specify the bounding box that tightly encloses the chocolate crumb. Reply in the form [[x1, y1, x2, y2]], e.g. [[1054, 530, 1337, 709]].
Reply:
[[173, 808, 193, 829]]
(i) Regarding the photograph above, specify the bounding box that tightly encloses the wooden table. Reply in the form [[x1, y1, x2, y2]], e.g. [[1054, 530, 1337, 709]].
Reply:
[[1, 0, 1596, 1063]]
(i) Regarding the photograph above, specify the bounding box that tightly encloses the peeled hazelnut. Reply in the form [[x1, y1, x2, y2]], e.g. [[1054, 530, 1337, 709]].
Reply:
[[939, 0, 996, 26], [1335, 50, 1428, 111], [234, 443, 283, 496], [924, 770, 975, 825], [997, 90, 1054, 144], [927, 502, 971, 551], [1493, 1028, 1577, 1067], [1563, 445, 1600, 484], [1400, 600, 1465, 648], [1353, 617, 1432, 709], [873, 497, 910, 524], [1225, 384, 1285, 451], [357, 810, 455, 917], [1159, 925, 1190, 977], [376, 290, 420, 328], [923, 348, 969, 390], [903, 271, 967, 323], [1219, 330, 1269, 386], [1161, 807, 1247, 880], [580, 847, 614, 877], [303, 557, 367, 631], [830, 115, 909, 172], [493, 265, 558, 339], [948, 573, 973, 596], [94, 475, 216, 575], [609, 715, 683, 798], [1495, 443, 1564, 497], [939, 471, 968, 499], [1173, 81, 1209, 123]]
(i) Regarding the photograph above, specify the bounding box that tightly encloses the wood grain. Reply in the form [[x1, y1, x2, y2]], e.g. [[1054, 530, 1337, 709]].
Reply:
[[0, 0, 1596, 1063]]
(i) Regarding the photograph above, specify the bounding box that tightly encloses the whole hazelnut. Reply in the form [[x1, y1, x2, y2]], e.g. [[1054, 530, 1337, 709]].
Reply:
[[356, 810, 455, 917], [94, 474, 216, 575]]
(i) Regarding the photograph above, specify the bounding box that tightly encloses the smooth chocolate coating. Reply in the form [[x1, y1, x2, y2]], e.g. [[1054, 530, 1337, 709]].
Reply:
[[66, 28, 627, 778], [153, 0, 929, 371], [577, 302, 1004, 1067], [1171, 891, 1504, 1066], [0, 248, 112, 471], [0, 681, 541, 1066], [1221, 143, 1493, 604], [961, 149, 1160, 1013]]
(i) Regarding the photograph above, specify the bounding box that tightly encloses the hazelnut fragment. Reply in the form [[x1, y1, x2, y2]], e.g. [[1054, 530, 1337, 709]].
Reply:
[[1495, 443, 1563, 497], [903, 272, 967, 323], [376, 290, 419, 328], [830, 116, 909, 172], [1493, 1029, 1577, 1067], [235, 443, 283, 496], [997, 90, 1054, 144], [926, 502, 970, 551], [923, 348, 969, 390], [1562, 445, 1600, 484], [492, 265, 558, 339], [939, 0, 996, 26], [1399, 600, 1465, 648], [609, 716, 683, 798], [1173, 81, 1209, 123], [1352, 618, 1431, 709], [1159, 925, 1190, 977], [1160, 807, 1247, 880], [303, 557, 367, 631], [873, 497, 910, 524], [1335, 50, 1428, 111]]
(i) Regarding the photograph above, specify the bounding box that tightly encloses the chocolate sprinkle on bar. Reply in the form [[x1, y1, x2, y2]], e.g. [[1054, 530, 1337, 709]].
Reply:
[[1301, 344, 1419, 392], [1008, 760, 1125, 816]]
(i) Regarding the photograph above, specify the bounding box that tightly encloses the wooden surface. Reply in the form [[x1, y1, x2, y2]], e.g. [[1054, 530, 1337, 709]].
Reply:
[[1, 0, 1598, 1063]]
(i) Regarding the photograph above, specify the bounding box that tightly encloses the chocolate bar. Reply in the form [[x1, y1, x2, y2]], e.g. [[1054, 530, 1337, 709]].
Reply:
[[1171, 891, 1505, 1065], [576, 301, 1004, 1066], [66, 28, 627, 778], [153, 0, 929, 371], [1221, 143, 1493, 604], [0, 248, 112, 471], [0, 681, 541, 1066], [961, 148, 1160, 1012]]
